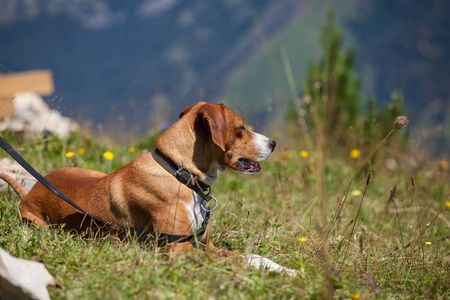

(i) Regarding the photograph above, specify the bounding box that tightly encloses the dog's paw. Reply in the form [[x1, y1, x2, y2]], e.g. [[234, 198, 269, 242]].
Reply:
[[243, 254, 300, 278]]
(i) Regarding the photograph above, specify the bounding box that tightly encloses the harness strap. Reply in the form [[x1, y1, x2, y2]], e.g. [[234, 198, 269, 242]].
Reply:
[[0, 136, 209, 243]]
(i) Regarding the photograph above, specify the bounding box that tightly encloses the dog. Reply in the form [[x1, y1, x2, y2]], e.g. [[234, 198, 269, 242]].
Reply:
[[0, 102, 297, 276]]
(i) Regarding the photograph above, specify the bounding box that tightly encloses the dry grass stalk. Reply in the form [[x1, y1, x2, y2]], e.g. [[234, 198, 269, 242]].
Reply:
[[338, 173, 372, 268], [392, 193, 407, 256], [319, 116, 409, 250], [394, 191, 450, 280], [411, 175, 425, 261]]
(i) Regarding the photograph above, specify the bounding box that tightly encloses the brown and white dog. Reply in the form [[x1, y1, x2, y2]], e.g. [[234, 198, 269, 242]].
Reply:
[[0, 102, 297, 275]]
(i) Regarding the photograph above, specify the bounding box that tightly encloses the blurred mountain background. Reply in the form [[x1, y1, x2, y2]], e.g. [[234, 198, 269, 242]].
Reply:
[[0, 0, 449, 151]]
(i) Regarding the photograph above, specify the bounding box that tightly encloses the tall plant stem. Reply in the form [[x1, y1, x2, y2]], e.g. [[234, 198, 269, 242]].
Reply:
[[395, 191, 450, 280], [338, 173, 372, 269], [318, 128, 396, 251]]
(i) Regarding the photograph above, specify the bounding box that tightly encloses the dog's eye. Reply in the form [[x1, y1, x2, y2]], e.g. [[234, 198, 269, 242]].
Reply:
[[236, 126, 246, 137]]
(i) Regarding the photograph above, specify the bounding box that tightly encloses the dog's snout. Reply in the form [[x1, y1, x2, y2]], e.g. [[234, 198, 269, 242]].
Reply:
[[269, 139, 276, 151]]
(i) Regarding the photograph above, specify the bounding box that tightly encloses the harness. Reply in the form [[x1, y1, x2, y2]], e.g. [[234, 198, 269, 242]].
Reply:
[[0, 136, 215, 243]]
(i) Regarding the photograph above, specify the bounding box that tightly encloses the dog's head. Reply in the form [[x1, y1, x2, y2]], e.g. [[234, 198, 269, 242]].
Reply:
[[180, 102, 276, 175]]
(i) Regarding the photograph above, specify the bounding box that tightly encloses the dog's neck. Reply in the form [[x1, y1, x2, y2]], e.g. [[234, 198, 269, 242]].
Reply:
[[155, 120, 221, 186]]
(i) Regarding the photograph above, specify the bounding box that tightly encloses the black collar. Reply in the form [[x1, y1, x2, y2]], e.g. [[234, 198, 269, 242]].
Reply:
[[151, 148, 211, 200]]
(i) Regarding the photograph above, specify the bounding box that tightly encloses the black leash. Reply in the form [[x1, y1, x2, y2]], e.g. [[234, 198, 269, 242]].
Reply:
[[0, 136, 210, 243]]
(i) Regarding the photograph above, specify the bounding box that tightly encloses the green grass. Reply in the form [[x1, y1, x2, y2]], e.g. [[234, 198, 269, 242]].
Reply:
[[1, 131, 449, 299]]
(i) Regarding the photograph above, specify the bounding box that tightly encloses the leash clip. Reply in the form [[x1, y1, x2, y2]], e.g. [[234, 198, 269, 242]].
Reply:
[[174, 165, 218, 212], [201, 196, 218, 212]]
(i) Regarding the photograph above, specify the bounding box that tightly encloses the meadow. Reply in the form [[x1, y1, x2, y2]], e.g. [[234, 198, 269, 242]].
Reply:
[[0, 114, 448, 299], [1, 6, 448, 299]]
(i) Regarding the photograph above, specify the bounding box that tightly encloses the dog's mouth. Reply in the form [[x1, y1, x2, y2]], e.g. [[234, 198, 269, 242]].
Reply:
[[238, 158, 261, 175]]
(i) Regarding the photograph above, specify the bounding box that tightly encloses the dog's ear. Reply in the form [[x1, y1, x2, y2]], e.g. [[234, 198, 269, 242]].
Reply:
[[179, 102, 207, 119], [197, 104, 227, 152]]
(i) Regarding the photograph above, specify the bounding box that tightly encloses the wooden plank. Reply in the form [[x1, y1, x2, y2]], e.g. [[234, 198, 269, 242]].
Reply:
[[0, 69, 54, 96], [0, 96, 15, 120]]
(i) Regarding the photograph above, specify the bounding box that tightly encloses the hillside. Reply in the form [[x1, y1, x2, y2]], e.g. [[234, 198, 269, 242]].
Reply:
[[0, 0, 302, 125], [223, 0, 450, 152], [0, 0, 449, 147]]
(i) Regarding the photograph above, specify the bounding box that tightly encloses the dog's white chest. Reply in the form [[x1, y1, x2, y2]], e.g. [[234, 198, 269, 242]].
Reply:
[[186, 192, 207, 232]]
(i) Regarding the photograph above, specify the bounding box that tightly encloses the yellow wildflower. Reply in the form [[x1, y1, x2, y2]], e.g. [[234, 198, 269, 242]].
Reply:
[[299, 150, 309, 158], [128, 147, 135, 153], [65, 152, 75, 158], [350, 149, 361, 159], [445, 201, 450, 208], [425, 242, 432, 245], [78, 147, 85, 155], [103, 151, 114, 160], [352, 190, 362, 197], [350, 293, 360, 300], [299, 237, 308, 243], [441, 160, 448, 170]]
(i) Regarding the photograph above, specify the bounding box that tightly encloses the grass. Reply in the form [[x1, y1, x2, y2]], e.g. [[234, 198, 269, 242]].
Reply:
[[0, 129, 449, 299]]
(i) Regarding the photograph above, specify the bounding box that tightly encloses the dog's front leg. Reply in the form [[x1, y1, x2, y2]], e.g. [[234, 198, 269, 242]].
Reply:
[[202, 231, 234, 258], [167, 240, 223, 260], [167, 232, 233, 258], [168, 241, 194, 254], [166, 241, 197, 260]]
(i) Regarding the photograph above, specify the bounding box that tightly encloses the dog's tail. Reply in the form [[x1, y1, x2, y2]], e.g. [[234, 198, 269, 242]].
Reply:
[[0, 173, 28, 199]]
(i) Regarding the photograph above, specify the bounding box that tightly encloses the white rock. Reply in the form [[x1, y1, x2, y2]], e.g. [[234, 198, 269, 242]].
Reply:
[[0, 248, 55, 300], [0, 157, 37, 192], [0, 92, 79, 138]]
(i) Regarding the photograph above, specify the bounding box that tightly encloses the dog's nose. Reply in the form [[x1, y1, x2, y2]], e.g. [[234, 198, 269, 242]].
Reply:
[[269, 139, 276, 151]]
